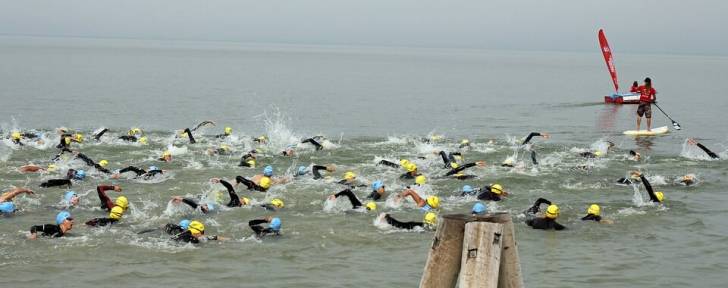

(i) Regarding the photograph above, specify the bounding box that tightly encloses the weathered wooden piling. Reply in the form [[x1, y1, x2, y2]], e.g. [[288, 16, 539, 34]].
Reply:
[[458, 222, 503, 288]]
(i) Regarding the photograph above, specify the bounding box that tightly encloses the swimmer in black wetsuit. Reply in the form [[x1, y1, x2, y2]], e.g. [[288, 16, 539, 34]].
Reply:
[[445, 161, 486, 179], [522, 132, 550, 145], [327, 189, 376, 210], [367, 180, 386, 200], [180, 128, 196, 144], [248, 217, 281, 238], [210, 178, 250, 208], [301, 137, 324, 151], [436, 150, 463, 168], [381, 212, 437, 230], [40, 169, 85, 188], [171, 196, 216, 214], [476, 183, 508, 201], [28, 211, 74, 239], [688, 138, 720, 159], [215, 127, 233, 138], [238, 150, 258, 167], [524, 198, 566, 230], [112, 166, 163, 180], [172, 220, 219, 243], [581, 204, 613, 224], [633, 172, 665, 203], [74, 152, 111, 174], [378, 159, 400, 169]]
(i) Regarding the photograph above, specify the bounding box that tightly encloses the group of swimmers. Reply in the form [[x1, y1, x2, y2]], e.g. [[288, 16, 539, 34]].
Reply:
[[2, 122, 722, 244]]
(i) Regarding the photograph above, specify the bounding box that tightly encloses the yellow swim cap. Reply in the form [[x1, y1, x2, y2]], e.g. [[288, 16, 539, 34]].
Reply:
[[241, 197, 250, 206], [64, 136, 72, 145], [246, 159, 256, 168], [47, 164, 57, 172], [344, 171, 356, 181], [450, 162, 459, 169], [115, 196, 129, 209], [365, 202, 377, 211], [99, 160, 109, 168], [271, 198, 284, 208], [587, 204, 601, 216], [655, 191, 664, 202], [490, 184, 503, 195], [259, 177, 272, 189], [74, 133, 84, 142], [11, 131, 21, 140], [415, 175, 427, 185], [426, 196, 440, 209], [257, 135, 267, 142], [188, 220, 205, 234], [139, 137, 148, 145], [461, 139, 470, 145], [128, 128, 141, 136], [405, 163, 417, 173], [399, 159, 410, 167], [220, 144, 230, 151], [162, 150, 172, 158], [109, 206, 124, 220], [224, 127, 232, 135], [502, 158, 514, 166], [545, 204, 559, 219], [594, 151, 603, 157], [424, 212, 437, 225]]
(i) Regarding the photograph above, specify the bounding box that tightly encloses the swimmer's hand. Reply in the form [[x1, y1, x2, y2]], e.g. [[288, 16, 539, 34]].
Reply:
[[687, 138, 697, 145], [28, 233, 37, 240], [210, 178, 221, 184], [476, 161, 486, 167], [541, 133, 550, 139], [171, 196, 183, 203]]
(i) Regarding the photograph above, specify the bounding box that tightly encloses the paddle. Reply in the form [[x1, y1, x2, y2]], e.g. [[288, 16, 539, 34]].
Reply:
[[653, 103, 681, 130]]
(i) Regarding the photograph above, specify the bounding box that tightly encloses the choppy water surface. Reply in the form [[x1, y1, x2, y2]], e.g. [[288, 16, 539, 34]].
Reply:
[[1, 37, 728, 287]]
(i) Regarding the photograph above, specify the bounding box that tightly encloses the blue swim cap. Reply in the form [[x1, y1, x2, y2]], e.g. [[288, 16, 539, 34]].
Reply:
[[0, 202, 15, 213], [74, 170, 86, 180], [472, 203, 487, 215], [263, 165, 273, 176], [148, 166, 159, 171], [269, 217, 281, 231], [297, 166, 307, 176], [56, 211, 72, 225], [463, 185, 474, 194], [179, 219, 191, 229], [371, 180, 384, 191], [64, 191, 77, 203]]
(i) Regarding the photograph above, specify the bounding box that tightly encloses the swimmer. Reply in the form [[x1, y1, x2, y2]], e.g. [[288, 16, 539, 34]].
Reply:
[[248, 216, 281, 238], [61, 190, 80, 208], [521, 132, 550, 145], [0, 187, 35, 214], [74, 152, 111, 174], [629, 150, 641, 161], [28, 211, 74, 239], [633, 172, 665, 204], [301, 137, 324, 151], [164, 219, 191, 235], [471, 202, 487, 215], [459, 139, 471, 149], [679, 174, 696, 186], [524, 198, 566, 230], [581, 204, 614, 224], [210, 178, 250, 208], [381, 212, 437, 231], [93, 127, 109, 140], [311, 164, 335, 179], [444, 161, 486, 179], [172, 220, 220, 243], [367, 180, 386, 200], [112, 165, 164, 180], [94, 185, 124, 211], [687, 138, 720, 159], [85, 199, 128, 227], [327, 188, 376, 211], [435, 150, 463, 168], [40, 169, 86, 188], [179, 128, 196, 144], [281, 145, 296, 156], [337, 171, 366, 188], [396, 189, 440, 212], [171, 196, 216, 214], [215, 127, 233, 138], [237, 150, 258, 167], [260, 198, 285, 211], [476, 184, 508, 201], [206, 144, 232, 156], [617, 171, 642, 185], [18, 164, 50, 173], [253, 135, 268, 144], [400, 162, 420, 179], [235, 165, 275, 192], [377, 159, 400, 169], [159, 150, 172, 162]]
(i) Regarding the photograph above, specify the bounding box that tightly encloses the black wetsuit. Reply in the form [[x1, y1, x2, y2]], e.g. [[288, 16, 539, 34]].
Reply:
[[438, 151, 460, 168], [94, 128, 109, 140], [220, 180, 244, 207], [302, 138, 324, 150], [400, 171, 418, 179], [143, 169, 164, 180], [76, 153, 111, 174], [119, 135, 138, 142], [524, 198, 566, 230], [164, 224, 185, 235], [581, 214, 602, 222], [118, 166, 147, 177], [696, 143, 720, 159], [367, 190, 383, 201], [172, 230, 218, 243], [40, 169, 75, 188], [182, 128, 196, 144], [477, 186, 502, 201], [312, 165, 328, 179], [378, 160, 400, 169], [248, 219, 279, 237], [580, 151, 597, 158], [522, 132, 544, 145], [56, 134, 72, 149], [238, 152, 256, 167], [530, 151, 539, 165], [181, 198, 208, 213], [384, 214, 423, 230], [29, 224, 65, 237], [640, 175, 661, 203], [235, 176, 267, 192], [445, 163, 477, 177], [333, 189, 362, 209], [85, 218, 118, 227]]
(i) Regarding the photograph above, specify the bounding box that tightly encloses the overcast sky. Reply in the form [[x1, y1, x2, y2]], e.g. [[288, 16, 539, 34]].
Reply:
[[0, 0, 725, 55]]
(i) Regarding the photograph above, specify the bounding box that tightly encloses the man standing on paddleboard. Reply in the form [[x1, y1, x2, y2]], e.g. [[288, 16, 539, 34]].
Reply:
[[636, 77, 657, 131]]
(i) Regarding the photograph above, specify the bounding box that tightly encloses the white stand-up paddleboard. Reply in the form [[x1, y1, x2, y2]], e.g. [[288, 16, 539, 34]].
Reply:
[[623, 126, 669, 136]]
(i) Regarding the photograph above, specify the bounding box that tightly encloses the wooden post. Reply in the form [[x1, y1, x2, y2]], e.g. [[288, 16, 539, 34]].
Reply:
[[497, 218, 524, 288], [419, 215, 468, 288], [458, 222, 503, 288]]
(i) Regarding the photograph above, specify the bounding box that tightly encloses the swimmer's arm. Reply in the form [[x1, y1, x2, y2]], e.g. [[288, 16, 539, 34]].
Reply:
[[639, 175, 659, 202], [696, 143, 720, 159], [97, 185, 115, 210], [312, 165, 326, 179], [180, 198, 199, 209], [554, 222, 566, 230], [249, 219, 268, 227], [219, 180, 240, 205], [0, 188, 34, 202]]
